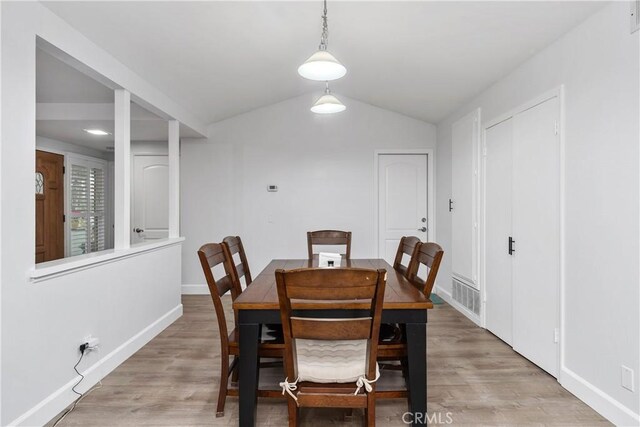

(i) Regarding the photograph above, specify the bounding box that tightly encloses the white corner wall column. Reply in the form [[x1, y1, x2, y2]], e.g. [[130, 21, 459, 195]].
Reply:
[[114, 89, 131, 249], [168, 120, 180, 238]]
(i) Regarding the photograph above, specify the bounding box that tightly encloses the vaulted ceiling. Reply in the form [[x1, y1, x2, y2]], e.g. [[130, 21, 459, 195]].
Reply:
[[43, 1, 605, 124]]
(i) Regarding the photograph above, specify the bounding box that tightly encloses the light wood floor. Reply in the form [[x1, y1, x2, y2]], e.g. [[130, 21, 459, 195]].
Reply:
[[49, 295, 609, 426]]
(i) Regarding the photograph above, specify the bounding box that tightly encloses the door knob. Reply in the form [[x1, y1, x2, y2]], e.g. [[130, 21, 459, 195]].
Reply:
[[418, 227, 427, 232], [134, 228, 144, 233]]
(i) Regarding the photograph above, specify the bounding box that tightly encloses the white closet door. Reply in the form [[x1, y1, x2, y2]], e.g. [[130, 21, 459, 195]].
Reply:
[[512, 97, 560, 377], [451, 109, 480, 285], [484, 118, 514, 345]]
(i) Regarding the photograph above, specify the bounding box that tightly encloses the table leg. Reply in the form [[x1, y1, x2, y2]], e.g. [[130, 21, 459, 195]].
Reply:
[[238, 322, 260, 427], [405, 322, 427, 426]]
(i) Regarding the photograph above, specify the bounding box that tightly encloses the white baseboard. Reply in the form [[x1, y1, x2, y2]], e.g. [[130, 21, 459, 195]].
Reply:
[[561, 367, 639, 427], [433, 286, 482, 326], [9, 304, 183, 427], [181, 283, 210, 295]]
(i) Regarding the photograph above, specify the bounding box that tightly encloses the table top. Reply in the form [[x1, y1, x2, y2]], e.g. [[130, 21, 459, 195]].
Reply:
[[233, 258, 433, 311]]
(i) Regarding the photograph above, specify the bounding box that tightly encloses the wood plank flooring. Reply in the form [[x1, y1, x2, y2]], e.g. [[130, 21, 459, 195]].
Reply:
[[49, 295, 609, 426]]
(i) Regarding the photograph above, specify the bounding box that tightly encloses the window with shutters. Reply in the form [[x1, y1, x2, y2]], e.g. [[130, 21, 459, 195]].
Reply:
[[67, 155, 108, 257]]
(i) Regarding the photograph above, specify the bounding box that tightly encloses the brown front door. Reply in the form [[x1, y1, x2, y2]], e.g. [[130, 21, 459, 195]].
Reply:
[[36, 150, 64, 263]]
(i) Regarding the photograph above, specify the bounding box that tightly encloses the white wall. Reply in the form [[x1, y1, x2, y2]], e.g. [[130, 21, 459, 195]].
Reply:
[[36, 136, 113, 161], [181, 94, 436, 287], [1, 3, 186, 424], [435, 3, 639, 425]]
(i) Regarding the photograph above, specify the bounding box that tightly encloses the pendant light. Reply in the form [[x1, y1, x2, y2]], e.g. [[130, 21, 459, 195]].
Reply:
[[311, 82, 346, 114], [298, 0, 346, 81]]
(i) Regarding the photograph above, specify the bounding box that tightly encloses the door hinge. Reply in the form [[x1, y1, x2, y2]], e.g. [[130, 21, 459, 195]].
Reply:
[[63, 214, 66, 223], [554, 328, 559, 343], [554, 121, 559, 135], [63, 166, 66, 174]]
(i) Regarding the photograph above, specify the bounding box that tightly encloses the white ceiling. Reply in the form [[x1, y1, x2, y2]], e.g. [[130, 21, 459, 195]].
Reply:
[[43, 1, 605, 124]]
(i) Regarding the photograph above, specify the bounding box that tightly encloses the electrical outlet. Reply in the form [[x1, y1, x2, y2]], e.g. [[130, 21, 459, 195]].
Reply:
[[621, 365, 635, 392], [82, 335, 100, 352]]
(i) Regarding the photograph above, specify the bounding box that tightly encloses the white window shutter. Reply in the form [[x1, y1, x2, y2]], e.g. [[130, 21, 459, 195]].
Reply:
[[66, 156, 107, 256]]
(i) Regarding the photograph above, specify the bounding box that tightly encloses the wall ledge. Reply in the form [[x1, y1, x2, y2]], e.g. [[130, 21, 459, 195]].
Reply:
[[30, 237, 185, 283]]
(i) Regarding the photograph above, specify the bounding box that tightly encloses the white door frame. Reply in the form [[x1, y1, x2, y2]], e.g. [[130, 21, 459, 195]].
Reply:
[[373, 149, 436, 258], [480, 85, 565, 379]]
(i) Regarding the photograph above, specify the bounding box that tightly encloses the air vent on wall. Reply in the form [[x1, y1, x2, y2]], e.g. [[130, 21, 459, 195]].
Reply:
[[452, 278, 480, 316], [632, 1, 640, 34]]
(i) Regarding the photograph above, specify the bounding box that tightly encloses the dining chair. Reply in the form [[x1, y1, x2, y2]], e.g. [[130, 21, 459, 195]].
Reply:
[[377, 242, 444, 398], [197, 242, 284, 417], [275, 267, 386, 426], [392, 236, 422, 279], [224, 235, 283, 343], [307, 230, 352, 259], [223, 235, 253, 285], [380, 236, 422, 343], [406, 242, 444, 299]]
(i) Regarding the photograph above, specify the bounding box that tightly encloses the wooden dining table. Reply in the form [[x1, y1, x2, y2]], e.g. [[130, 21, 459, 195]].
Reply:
[[233, 258, 433, 426]]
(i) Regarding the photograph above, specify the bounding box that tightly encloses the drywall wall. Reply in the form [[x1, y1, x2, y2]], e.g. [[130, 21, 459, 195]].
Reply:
[[36, 135, 113, 161], [436, 3, 639, 424], [181, 94, 436, 287], [1, 3, 185, 424]]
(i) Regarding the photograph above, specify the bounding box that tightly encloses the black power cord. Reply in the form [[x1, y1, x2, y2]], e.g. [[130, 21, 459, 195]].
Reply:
[[51, 345, 102, 427]]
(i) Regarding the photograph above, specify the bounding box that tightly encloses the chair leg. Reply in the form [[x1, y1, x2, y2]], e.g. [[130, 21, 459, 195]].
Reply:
[[365, 392, 375, 426], [216, 353, 229, 417], [287, 399, 299, 427], [231, 356, 239, 384]]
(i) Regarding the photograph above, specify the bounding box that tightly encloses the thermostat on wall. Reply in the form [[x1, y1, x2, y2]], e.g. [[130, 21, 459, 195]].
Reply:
[[267, 185, 278, 192]]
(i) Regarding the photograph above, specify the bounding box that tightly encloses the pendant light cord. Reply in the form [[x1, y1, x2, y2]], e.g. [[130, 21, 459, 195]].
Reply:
[[319, 0, 329, 51]]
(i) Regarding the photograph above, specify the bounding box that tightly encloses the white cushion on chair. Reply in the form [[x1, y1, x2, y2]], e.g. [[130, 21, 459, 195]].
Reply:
[[294, 338, 379, 383]]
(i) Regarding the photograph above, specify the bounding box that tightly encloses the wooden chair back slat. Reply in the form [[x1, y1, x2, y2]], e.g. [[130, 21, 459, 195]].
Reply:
[[393, 236, 421, 278], [406, 242, 444, 298], [290, 317, 373, 340], [223, 235, 253, 285], [307, 230, 352, 259], [215, 275, 235, 298], [286, 286, 376, 300], [278, 267, 378, 300]]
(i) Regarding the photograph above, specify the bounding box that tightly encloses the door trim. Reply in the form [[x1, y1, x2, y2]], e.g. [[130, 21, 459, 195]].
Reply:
[[480, 85, 565, 379], [373, 149, 435, 258]]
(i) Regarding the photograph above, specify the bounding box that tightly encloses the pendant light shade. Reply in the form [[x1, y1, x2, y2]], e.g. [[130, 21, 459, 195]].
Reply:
[[298, 50, 347, 81], [311, 84, 346, 114]]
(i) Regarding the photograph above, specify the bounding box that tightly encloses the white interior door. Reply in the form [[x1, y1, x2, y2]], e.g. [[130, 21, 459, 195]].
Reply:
[[484, 118, 514, 345], [132, 155, 169, 244], [512, 97, 560, 377], [378, 154, 428, 265]]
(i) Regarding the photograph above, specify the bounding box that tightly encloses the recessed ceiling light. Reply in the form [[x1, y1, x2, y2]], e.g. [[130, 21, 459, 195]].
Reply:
[[83, 129, 111, 136]]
